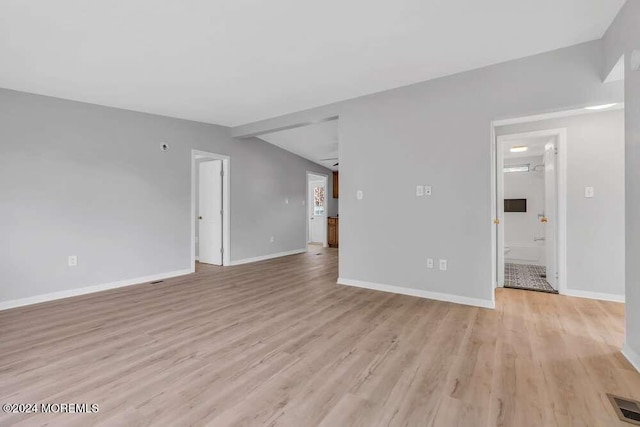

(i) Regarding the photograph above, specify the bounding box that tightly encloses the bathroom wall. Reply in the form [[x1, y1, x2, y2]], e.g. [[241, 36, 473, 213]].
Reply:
[[504, 155, 545, 266]]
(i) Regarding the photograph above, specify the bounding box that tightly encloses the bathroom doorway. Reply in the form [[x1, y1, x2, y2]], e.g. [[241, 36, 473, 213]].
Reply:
[[494, 129, 566, 294]]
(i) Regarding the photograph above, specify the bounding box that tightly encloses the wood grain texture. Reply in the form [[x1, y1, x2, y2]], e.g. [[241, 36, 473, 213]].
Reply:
[[0, 247, 638, 426]]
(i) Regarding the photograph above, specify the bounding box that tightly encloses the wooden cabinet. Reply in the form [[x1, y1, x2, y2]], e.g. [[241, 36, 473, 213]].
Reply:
[[328, 217, 339, 248], [333, 171, 339, 199]]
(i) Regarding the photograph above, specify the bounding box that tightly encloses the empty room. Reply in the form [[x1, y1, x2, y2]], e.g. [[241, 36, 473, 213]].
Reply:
[[1, 1, 640, 426]]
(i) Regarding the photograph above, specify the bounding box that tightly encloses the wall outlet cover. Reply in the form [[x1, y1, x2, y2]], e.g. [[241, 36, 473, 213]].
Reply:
[[425, 185, 432, 196], [357, 190, 364, 200], [68, 255, 78, 267], [439, 259, 447, 271], [585, 186, 595, 198], [416, 185, 424, 196], [427, 258, 434, 268]]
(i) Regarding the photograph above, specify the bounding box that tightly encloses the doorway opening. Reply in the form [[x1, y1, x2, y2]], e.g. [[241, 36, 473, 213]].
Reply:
[[307, 172, 328, 250], [495, 129, 566, 294], [191, 149, 230, 270], [491, 104, 626, 301]]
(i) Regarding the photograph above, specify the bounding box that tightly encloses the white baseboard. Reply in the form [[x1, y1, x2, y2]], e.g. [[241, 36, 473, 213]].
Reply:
[[229, 249, 306, 266], [563, 289, 625, 303], [337, 278, 495, 309], [0, 269, 192, 311], [622, 343, 640, 373]]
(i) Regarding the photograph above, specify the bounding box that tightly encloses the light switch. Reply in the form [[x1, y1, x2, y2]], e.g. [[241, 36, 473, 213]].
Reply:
[[424, 185, 432, 196], [68, 255, 78, 267], [427, 258, 434, 269], [439, 259, 447, 271], [416, 185, 424, 196], [357, 190, 364, 200], [584, 187, 594, 198]]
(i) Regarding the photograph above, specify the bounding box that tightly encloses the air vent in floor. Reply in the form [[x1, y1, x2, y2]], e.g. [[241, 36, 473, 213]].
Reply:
[[608, 394, 640, 425], [150, 280, 164, 284]]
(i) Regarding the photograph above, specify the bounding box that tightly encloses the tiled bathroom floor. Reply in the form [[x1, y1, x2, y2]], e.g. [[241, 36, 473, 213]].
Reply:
[[504, 263, 558, 293]]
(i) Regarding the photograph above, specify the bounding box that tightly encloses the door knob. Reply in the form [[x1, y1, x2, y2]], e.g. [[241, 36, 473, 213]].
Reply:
[[199, 216, 203, 220], [540, 217, 548, 223]]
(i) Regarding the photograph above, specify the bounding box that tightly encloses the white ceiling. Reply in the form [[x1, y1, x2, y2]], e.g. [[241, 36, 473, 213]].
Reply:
[[259, 120, 339, 170], [0, 0, 625, 126]]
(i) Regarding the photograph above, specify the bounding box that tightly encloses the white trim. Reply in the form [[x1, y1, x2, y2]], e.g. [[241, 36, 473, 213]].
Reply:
[[306, 171, 329, 248], [493, 104, 624, 127], [337, 278, 495, 309], [563, 289, 625, 303], [490, 122, 498, 294], [229, 249, 306, 266], [0, 269, 192, 311], [191, 149, 231, 270], [492, 128, 568, 295], [622, 343, 640, 373]]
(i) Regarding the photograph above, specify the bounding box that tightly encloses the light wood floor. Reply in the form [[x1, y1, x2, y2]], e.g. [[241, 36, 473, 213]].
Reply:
[[1, 247, 638, 426]]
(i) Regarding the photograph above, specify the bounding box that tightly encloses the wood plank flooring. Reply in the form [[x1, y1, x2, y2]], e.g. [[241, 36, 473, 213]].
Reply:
[[1, 247, 638, 426]]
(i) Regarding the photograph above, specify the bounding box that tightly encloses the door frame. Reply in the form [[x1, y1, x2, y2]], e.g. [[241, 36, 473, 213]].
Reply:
[[306, 171, 329, 248], [191, 149, 230, 270], [490, 128, 567, 295]]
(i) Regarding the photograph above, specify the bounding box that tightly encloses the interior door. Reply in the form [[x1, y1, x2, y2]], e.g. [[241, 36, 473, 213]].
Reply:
[[309, 182, 325, 243], [543, 140, 558, 289], [199, 160, 223, 265]]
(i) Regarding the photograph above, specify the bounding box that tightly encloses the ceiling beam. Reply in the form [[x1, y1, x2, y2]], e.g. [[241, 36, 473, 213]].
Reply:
[[231, 104, 340, 139]]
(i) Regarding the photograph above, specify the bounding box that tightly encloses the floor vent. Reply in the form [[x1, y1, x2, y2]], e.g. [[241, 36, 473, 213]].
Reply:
[[608, 394, 640, 425], [150, 280, 164, 284]]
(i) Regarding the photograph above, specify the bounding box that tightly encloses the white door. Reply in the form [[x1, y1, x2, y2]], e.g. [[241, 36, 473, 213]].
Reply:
[[309, 182, 326, 243], [544, 140, 558, 289], [199, 160, 223, 265]]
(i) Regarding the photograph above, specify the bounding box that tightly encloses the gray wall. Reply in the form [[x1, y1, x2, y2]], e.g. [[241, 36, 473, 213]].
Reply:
[[226, 135, 336, 260], [0, 88, 332, 303], [336, 40, 622, 304], [497, 110, 625, 297], [603, 0, 640, 359]]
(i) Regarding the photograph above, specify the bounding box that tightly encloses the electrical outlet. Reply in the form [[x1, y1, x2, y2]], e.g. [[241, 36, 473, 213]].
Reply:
[[68, 255, 78, 267], [357, 190, 364, 200], [270, 236, 275, 243], [424, 185, 432, 196], [427, 258, 434, 269], [439, 259, 447, 271], [584, 186, 594, 198], [416, 185, 424, 196]]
